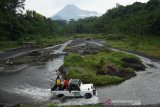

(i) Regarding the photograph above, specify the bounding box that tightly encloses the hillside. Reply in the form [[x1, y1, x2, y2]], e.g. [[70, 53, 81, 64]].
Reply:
[[64, 0, 160, 36]]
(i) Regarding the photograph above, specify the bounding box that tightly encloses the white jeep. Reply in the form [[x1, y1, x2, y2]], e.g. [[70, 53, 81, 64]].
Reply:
[[51, 79, 97, 99]]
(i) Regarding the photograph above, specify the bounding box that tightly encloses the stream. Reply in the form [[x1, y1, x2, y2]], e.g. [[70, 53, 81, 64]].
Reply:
[[0, 41, 70, 105], [0, 40, 160, 106]]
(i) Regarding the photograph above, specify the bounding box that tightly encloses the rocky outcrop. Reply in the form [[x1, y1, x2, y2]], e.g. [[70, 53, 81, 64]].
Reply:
[[64, 39, 102, 55], [97, 63, 136, 79], [1, 50, 46, 65], [96, 57, 145, 78], [58, 65, 68, 75], [121, 57, 146, 71], [28, 51, 41, 56]]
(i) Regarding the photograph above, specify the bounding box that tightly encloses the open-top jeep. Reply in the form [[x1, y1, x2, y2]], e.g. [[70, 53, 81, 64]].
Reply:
[[51, 79, 97, 99]]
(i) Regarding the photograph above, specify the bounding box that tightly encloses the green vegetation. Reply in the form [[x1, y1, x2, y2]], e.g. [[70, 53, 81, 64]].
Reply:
[[0, 0, 60, 41], [34, 36, 69, 47], [64, 51, 141, 86], [106, 35, 160, 58], [0, 42, 19, 51], [0, 0, 68, 51], [1, 0, 160, 41], [1, 0, 160, 54], [64, 0, 160, 36], [73, 33, 160, 58], [0, 36, 69, 51], [63, 0, 160, 58]]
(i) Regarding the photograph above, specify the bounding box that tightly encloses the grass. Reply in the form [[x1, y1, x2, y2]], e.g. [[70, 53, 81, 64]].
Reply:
[[0, 42, 19, 51], [0, 35, 69, 51], [106, 35, 160, 58], [64, 51, 138, 86], [73, 34, 104, 40], [73, 34, 160, 58], [35, 35, 70, 47]]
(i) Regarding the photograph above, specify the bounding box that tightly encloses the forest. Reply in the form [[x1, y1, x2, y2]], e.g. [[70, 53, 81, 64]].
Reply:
[[65, 0, 160, 36], [0, 0, 60, 41]]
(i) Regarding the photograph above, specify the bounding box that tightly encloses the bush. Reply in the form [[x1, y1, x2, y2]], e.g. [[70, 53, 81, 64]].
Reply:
[[106, 33, 127, 40], [64, 54, 84, 66]]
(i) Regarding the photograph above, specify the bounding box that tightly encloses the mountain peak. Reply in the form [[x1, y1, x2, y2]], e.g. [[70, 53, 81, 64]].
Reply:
[[62, 4, 80, 11], [51, 4, 98, 21], [65, 4, 76, 7]]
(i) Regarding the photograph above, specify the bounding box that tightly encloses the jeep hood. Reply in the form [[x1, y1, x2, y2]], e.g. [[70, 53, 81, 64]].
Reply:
[[80, 84, 93, 90]]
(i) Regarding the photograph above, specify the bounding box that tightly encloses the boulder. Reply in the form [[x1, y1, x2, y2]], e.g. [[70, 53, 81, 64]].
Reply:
[[97, 63, 136, 79], [58, 65, 69, 75], [97, 63, 119, 75], [29, 51, 41, 56], [147, 64, 156, 68], [122, 57, 141, 64], [121, 57, 146, 71], [117, 68, 136, 79]]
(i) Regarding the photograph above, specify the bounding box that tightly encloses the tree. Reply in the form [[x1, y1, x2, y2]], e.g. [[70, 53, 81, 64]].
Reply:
[[0, 0, 25, 14]]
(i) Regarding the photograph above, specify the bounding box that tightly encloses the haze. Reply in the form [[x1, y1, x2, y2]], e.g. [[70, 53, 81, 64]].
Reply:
[[25, 0, 149, 17]]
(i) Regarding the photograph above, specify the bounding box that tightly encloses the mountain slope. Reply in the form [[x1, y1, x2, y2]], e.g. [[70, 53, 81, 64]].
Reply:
[[51, 4, 98, 21]]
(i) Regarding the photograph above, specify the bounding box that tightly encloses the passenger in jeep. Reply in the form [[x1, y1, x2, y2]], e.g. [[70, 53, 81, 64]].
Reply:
[[64, 78, 69, 90]]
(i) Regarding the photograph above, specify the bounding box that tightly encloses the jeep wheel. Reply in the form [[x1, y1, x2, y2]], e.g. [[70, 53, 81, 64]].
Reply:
[[84, 93, 92, 99], [58, 94, 65, 101], [58, 94, 64, 99]]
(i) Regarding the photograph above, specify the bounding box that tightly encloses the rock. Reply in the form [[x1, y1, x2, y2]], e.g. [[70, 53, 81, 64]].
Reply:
[[147, 64, 156, 68], [58, 65, 68, 75], [29, 51, 41, 56], [128, 63, 145, 71], [117, 68, 136, 79], [5, 58, 15, 65], [77, 50, 85, 54], [64, 39, 102, 55], [86, 38, 91, 40], [97, 63, 119, 75], [121, 57, 146, 71], [83, 50, 92, 54], [97, 63, 136, 79], [122, 57, 141, 64], [72, 43, 87, 48]]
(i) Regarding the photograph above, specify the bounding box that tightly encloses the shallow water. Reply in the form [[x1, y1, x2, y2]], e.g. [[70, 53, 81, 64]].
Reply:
[[0, 41, 70, 105]]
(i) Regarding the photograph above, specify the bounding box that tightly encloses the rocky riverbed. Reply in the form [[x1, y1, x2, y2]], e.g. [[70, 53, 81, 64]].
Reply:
[[59, 38, 146, 84], [0, 39, 160, 106]]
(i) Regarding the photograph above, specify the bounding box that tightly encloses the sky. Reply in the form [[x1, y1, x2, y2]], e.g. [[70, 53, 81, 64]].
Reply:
[[24, 0, 149, 18]]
